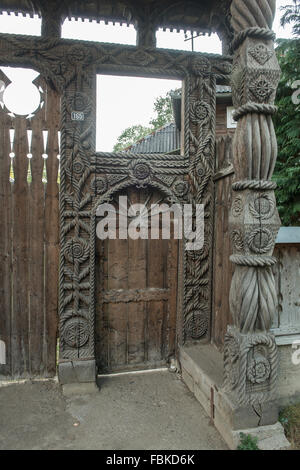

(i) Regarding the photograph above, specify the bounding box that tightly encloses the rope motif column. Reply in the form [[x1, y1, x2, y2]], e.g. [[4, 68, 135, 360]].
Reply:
[[224, 0, 281, 406]]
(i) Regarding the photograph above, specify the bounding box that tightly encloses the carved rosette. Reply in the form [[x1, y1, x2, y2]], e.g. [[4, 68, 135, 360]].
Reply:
[[224, 327, 278, 406], [225, 0, 281, 406]]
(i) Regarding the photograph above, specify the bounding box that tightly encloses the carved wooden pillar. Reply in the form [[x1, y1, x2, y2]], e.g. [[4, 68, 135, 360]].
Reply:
[[40, 2, 64, 38], [57, 46, 97, 388], [224, 0, 281, 407]]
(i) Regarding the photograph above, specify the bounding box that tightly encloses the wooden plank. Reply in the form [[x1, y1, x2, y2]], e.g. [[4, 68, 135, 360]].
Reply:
[[11, 118, 30, 377], [127, 188, 147, 366], [44, 83, 60, 376], [167, 238, 179, 358], [0, 116, 12, 377], [28, 113, 46, 376], [212, 136, 234, 350]]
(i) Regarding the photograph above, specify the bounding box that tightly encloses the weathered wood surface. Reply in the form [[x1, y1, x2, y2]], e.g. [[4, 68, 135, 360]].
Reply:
[[0, 76, 60, 379], [95, 188, 179, 373], [212, 135, 234, 350]]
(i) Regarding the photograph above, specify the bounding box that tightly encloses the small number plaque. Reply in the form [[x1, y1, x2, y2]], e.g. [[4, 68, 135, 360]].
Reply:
[[71, 111, 85, 121]]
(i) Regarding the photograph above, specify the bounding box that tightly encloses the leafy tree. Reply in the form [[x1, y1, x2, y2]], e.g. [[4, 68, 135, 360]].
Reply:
[[280, 0, 300, 37], [272, 4, 300, 225], [113, 89, 178, 151], [149, 90, 175, 129], [113, 124, 152, 152]]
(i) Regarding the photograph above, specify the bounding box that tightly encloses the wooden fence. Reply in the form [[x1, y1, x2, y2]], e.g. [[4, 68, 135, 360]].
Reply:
[[0, 75, 60, 379]]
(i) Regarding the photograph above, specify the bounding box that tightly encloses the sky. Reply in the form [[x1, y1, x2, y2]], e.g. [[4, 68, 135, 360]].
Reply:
[[0, 1, 294, 151]]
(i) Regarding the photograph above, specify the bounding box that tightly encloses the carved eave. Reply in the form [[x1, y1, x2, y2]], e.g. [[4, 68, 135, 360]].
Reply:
[[0, 0, 233, 40]]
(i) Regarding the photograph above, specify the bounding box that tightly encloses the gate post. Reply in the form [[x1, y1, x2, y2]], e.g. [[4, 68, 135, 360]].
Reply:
[[224, 0, 281, 412], [57, 53, 98, 391]]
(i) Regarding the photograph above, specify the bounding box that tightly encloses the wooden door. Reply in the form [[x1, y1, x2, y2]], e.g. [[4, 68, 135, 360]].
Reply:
[[95, 187, 179, 373]]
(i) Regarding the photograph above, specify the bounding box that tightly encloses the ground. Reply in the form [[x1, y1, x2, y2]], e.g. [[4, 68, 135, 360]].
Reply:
[[0, 370, 228, 450]]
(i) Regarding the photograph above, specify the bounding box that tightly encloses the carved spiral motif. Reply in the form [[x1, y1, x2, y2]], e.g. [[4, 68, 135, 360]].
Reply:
[[247, 228, 274, 254], [63, 318, 90, 349], [64, 238, 90, 263], [91, 176, 108, 195], [185, 311, 208, 339], [190, 101, 210, 125], [173, 180, 189, 198], [232, 196, 243, 217], [231, 229, 244, 252], [247, 354, 271, 384]]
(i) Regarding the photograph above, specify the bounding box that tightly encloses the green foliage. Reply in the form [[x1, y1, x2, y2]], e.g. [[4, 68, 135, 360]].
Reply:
[[113, 124, 152, 152], [273, 38, 300, 225], [279, 403, 300, 449], [149, 90, 175, 129], [237, 433, 260, 451], [280, 0, 300, 37], [113, 89, 178, 151]]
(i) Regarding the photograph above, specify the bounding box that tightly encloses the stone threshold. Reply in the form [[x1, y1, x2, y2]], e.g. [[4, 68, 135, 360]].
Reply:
[[179, 344, 290, 450]]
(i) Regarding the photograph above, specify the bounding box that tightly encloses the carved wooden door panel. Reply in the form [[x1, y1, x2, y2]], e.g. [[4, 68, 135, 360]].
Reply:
[[95, 187, 179, 373]]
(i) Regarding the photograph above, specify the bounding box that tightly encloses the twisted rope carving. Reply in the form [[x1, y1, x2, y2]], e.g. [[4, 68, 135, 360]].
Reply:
[[229, 266, 277, 333], [232, 180, 277, 191], [230, 254, 277, 267], [231, 27, 276, 51], [232, 114, 278, 180], [233, 102, 277, 121], [231, 0, 276, 33]]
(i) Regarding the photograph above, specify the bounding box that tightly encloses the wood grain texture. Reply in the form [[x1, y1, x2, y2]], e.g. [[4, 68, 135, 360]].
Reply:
[[0, 77, 59, 379], [96, 188, 179, 373]]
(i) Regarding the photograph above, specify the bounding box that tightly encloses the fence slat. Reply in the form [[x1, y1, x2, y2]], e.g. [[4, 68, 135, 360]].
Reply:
[[0, 118, 12, 377]]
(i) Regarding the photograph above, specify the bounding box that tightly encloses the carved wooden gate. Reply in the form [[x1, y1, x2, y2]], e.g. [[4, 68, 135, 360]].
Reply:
[[95, 187, 179, 373], [0, 28, 232, 384]]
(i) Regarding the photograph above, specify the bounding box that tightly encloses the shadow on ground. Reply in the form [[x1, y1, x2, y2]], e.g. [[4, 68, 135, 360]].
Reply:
[[0, 371, 228, 450]]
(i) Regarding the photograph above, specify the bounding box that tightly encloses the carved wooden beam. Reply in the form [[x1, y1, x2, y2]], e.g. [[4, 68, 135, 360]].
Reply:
[[224, 0, 281, 407]]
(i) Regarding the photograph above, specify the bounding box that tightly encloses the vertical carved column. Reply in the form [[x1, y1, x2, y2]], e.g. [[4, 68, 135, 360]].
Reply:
[[183, 64, 216, 343], [58, 45, 97, 387], [40, 2, 64, 38], [224, 0, 281, 407]]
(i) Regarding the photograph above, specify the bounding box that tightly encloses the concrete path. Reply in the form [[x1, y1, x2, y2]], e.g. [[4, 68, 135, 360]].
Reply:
[[0, 370, 227, 450]]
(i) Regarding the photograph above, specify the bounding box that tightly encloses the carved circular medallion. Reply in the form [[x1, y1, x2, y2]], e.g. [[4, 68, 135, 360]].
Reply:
[[91, 176, 108, 195], [249, 194, 275, 220], [247, 228, 273, 254], [195, 164, 207, 179], [247, 354, 271, 385], [69, 92, 91, 114], [190, 101, 211, 125], [63, 318, 89, 349], [133, 162, 150, 180], [186, 311, 208, 339], [64, 238, 90, 264], [72, 160, 85, 175], [173, 180, 189, 198]]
